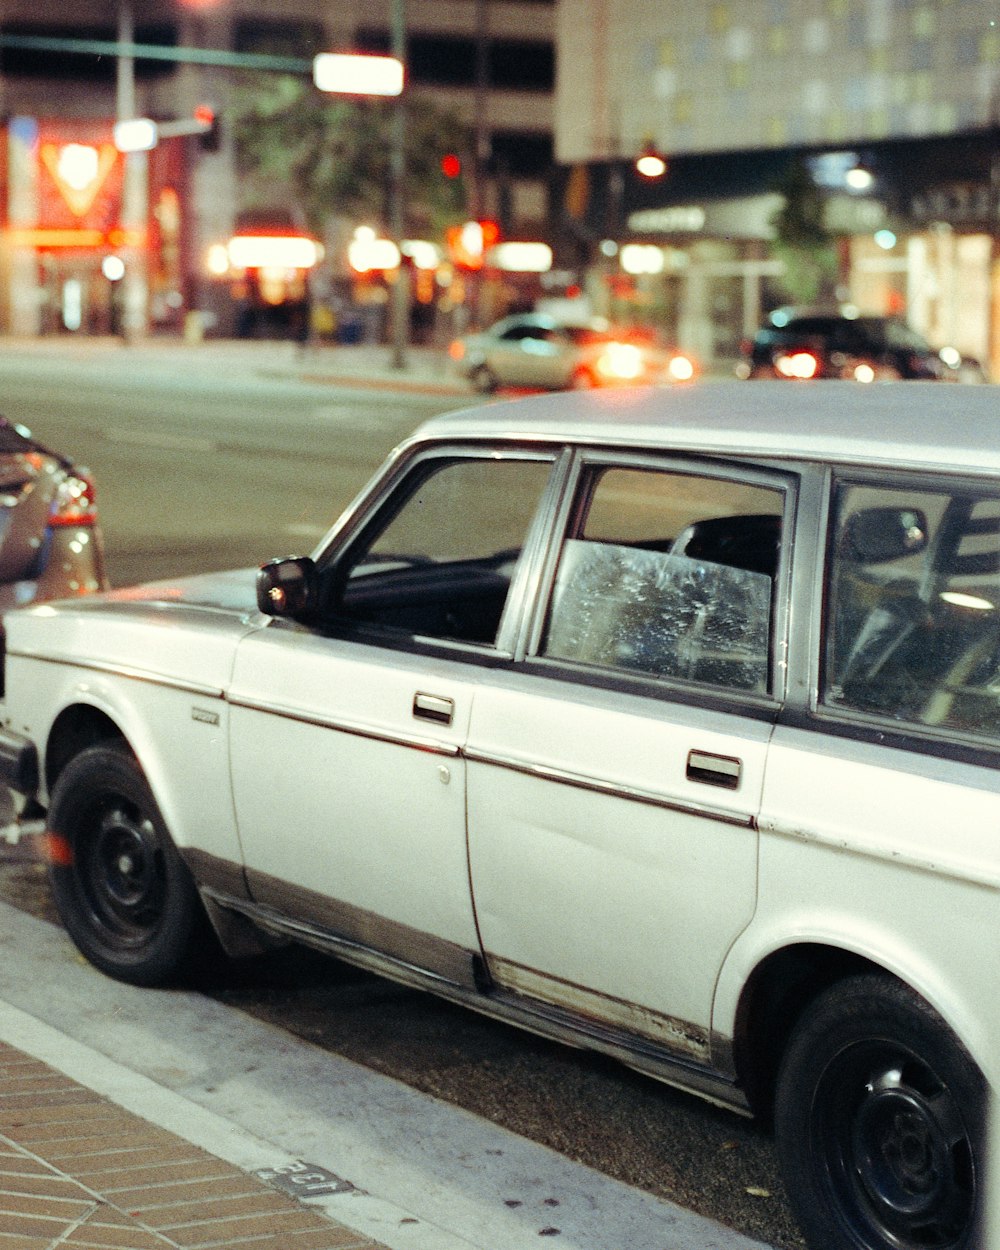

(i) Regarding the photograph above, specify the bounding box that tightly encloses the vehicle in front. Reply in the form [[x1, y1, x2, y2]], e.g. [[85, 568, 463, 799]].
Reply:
[[737, 306, 987, 383], [1, 382, 998, 1250], [0, 415, 106, 612], [449, 311, 697, 391]]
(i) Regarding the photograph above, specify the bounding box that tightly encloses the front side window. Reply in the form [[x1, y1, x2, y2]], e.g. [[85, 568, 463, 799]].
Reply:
[[323, 453, 553, 646], [824, 479, 1000, 741], [540, 464, 784, 694]]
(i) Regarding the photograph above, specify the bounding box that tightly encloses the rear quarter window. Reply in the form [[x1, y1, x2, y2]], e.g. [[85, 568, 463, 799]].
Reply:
[[824, 479, 1000, 743]]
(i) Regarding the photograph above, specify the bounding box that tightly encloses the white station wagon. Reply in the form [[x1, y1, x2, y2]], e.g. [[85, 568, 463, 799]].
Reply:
[[1, 381, 998, 1250]]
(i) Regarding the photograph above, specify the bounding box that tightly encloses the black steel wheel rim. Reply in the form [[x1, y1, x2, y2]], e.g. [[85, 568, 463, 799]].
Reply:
[[813, 1038, 975, 1249], [75, 798, 166, 948]]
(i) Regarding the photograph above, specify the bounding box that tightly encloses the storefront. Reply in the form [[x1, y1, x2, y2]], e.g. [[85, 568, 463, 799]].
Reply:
[[1, 116, 188, 337], [565, 133, 1000, 376]]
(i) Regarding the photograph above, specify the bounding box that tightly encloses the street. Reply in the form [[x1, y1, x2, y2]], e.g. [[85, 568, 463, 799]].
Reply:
[[0, 339, 804, 1250]]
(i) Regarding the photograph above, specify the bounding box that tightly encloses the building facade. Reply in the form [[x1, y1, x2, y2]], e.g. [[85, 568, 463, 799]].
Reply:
[[554, 0, 1000, 375]]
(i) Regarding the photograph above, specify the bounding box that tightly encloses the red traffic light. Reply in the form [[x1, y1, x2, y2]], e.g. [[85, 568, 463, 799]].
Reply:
[[193, 104, 215, 127], [440, 153, 461, 179]]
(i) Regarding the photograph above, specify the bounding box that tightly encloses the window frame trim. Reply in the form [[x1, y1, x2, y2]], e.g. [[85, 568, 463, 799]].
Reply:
[[310, 439, 569, 659], [517, 446, 798, 705], [811, 464, 1000, 749]]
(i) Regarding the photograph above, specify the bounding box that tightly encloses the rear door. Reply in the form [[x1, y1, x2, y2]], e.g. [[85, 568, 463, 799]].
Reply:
[[466, 451, 794, 1062]]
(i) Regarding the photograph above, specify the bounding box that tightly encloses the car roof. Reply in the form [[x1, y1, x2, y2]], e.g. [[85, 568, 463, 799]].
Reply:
[[411, 381, 1000, 476], [488, 312, 606, 332]]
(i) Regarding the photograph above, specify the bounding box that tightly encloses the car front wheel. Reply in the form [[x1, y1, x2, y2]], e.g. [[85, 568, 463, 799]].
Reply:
[[775, 974, 984, 1250], [47, 744, 208, 986]]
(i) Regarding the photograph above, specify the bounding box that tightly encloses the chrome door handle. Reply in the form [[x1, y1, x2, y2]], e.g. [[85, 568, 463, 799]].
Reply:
[[413, 692, 454, 725], [686, 750, 742, 790]]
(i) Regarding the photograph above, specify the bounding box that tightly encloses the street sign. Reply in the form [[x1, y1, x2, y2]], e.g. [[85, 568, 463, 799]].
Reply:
[[312, 53, 404, 97], [114, 118, 158, 152]]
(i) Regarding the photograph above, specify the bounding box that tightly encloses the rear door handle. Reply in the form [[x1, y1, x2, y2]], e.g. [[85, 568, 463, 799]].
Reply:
[[686, 750, 742, 790], [413, 692, 454, 726]]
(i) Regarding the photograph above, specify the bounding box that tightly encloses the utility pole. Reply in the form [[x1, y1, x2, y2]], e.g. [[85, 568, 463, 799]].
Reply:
[[388, 0, 408, 370], [116, 1, 149, 341]]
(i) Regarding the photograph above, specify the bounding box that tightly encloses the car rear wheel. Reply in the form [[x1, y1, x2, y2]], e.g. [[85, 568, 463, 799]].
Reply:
[[775, 975, 983, 1250], [47, 744, 209, 986]]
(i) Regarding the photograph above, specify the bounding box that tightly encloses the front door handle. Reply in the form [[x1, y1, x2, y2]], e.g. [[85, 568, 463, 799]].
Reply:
[[686, 750, 742, 790], [413, 692, 454, 726]]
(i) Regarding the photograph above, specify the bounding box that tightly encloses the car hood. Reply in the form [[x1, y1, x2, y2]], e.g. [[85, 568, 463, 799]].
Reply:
[[4, 567, 264, 695], [98, 566, 261, 614]]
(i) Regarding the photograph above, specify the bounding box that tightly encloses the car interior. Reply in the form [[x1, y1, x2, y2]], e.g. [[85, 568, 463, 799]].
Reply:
[[830, 495, 1000, 736]]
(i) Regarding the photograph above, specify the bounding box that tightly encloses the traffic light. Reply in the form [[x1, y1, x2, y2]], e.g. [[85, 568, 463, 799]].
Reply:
[[440, 153, 461, 179], [196, 106, 220, 152]]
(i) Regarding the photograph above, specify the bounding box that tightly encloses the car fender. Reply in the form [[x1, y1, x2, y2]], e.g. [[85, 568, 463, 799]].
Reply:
[[20, 657, 242, 873], [712, 896, 987, 1073]]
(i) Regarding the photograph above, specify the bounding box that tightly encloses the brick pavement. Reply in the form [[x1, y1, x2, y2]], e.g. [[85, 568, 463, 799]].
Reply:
[[0, 1042, 386, 1250]]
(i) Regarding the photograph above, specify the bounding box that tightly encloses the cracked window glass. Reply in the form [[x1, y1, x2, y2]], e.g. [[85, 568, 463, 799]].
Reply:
[[541, 465, 782, 693]]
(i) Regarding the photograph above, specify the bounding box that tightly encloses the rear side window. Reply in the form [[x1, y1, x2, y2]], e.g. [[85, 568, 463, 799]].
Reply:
[[539, 464, 784, 694], [824, 479, 1000, 741]]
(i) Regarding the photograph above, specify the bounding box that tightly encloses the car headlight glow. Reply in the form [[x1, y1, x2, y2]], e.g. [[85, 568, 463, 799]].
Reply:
[[596, 342, 644, 381], [668, 354, 696, 383]]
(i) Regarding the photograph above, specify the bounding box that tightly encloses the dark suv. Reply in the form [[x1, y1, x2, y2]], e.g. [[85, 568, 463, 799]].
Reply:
[[739, 307, 986, 382]]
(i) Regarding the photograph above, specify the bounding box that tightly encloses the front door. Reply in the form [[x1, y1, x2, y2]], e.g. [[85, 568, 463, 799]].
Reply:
[[227, 448, 558, 988]]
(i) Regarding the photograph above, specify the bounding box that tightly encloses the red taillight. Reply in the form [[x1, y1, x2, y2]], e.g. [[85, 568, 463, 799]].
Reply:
[[49, 471, 98, 527]]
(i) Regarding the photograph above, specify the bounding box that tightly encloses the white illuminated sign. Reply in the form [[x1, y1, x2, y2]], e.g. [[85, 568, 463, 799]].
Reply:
[[57, 144, 102, 190], [313, 53, 404, 97], [348, 235, 401, 272], [620, 244, 666, 275], [227, 236, 321, 270], [113, 119, 158, 153], [486, 242, 553, 273]]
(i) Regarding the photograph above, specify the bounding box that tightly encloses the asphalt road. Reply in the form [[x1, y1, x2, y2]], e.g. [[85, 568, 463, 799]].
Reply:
[[0, 339, 806, 1250]]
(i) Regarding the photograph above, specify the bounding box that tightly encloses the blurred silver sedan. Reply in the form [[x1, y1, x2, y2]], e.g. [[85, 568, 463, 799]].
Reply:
[[449, 313, 697, 392], [0, 415, 107, 613]]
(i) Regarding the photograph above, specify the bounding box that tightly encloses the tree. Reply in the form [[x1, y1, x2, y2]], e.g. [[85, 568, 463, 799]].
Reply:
[[229, 73, 470, 236], [770, 159, 840, 305]]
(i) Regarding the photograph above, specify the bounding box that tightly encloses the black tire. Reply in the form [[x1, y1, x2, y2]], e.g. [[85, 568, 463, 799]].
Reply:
[[775, 974, 984, 1250], [47, 745, 208, 987]]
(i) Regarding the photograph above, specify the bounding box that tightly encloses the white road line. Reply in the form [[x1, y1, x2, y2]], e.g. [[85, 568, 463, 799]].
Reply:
[[284, 522, 329, 539], [106, 428, 219, 453]]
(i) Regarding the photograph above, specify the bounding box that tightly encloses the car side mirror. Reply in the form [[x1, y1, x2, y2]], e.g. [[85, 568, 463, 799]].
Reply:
[[841, 507, 929, 564], [256, 556, 318, 620]]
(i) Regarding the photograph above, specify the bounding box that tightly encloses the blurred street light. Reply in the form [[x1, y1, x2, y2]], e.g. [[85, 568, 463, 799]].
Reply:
[[116, 1, 148, 343], [636, 143, 667, 179], [312, 16, 409, 370]]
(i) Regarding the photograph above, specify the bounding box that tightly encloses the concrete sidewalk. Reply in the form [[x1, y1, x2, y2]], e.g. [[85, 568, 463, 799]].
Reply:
[[0, 900, 776, 1250], [0, 1036, 381, 1249], [0, 334, 474, 400]]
